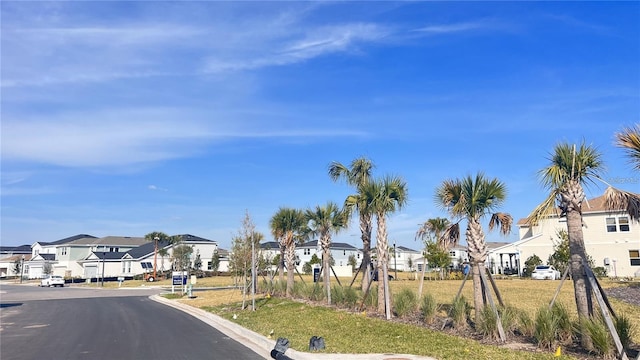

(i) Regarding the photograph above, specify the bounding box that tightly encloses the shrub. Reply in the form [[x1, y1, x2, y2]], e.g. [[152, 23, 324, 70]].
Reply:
[[450, 296, 470, 328], [582, 316, 614, 359], [420, 293, 438, 324], [499, 305, 520, 336], [614, 312, 636, 350], [342, 286, 360, 308], [304, 283, 325, 302], [534, 306, 557, 350], [363, 285, 378, 309], [331, 285, 345, 304], [551, 302, 573, 343], [517, 310, 535, 338], [393, 288, 418, 318], [477, 306, 500, 340]]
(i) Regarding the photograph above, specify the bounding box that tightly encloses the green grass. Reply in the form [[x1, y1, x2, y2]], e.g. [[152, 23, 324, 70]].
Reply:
[[203, 297, 576, 360]]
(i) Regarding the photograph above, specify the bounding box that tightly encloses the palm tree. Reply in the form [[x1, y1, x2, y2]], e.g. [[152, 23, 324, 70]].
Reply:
[[435, 173, 512, 322], [305, 201, 350, 305], [362, 175, 408, 319], [415, 217, 452, 298], [528, 141, 640, 348], [144, 231, 169, 280], [615, 124, 640, 170], [328, 157, 375, 291], [269, 207, 307, 297]]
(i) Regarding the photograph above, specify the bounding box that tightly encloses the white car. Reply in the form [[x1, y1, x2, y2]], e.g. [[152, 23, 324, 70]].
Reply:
[[41, 275, 65, 287], [531, 265, 561, 280]]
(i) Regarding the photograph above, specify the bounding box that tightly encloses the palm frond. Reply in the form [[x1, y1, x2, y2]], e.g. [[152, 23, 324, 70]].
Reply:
[[441, 223, 460, 249], [526, 191, 560, 226], [604, 186, 640, 222], [615, 124, 640, 170], [489, 212, 513, 235]]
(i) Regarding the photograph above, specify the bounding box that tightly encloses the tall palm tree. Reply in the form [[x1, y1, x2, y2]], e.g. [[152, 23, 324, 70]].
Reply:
[[144, 231, 169, 280], [435, 173, 512, 322], [328, 157, 375, 291], [362, 175, 408, 319], [305, 201, 350, 305], [528, 141, 640, 348], [415, 217, 452, 298], [615, 124, 640, 170], [269, 207, 307, 297]]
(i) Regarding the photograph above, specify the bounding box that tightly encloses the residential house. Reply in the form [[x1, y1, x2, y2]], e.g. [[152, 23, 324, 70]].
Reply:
[[0, 245, 31, 278], [295, 240, 362, 273], [390, 246, 421, 272], [488, 194, 640, 278]]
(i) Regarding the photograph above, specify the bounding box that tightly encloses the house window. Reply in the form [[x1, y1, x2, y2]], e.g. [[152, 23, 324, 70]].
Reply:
[[304, 249, 310, 255], [630, 250, 640, 266], [207, 261, 213, 270], [449, 251, 456, 257], [607, 217, 630, 232], [109, 247, 119, 252], [343, 250, 346, 256], [60, 247, 67, 256]]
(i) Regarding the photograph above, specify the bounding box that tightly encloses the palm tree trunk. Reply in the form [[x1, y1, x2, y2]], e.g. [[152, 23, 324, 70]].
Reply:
[[322, 234, 332, 305], [278, 244, 285, 285], [375, 213, 391, 318], [360, 213, 373, 292], [566, 205, 594, 349], [466, 216, 487, 322], [285, 240, 296, 297]]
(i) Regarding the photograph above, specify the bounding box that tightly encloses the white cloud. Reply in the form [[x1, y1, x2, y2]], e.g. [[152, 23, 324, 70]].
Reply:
[[413, 20, 500, 35]]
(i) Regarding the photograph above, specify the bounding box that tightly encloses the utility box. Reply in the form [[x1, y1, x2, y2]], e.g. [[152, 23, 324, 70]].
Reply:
[[313, 267, 320, 283]]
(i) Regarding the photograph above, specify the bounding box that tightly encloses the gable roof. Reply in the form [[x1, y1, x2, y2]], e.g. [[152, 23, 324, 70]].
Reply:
[[0, 245, 32, 254], [516, 194, 639, 226], [33, 253, 56, 261], [36, 234, 97, 246], [298, 240, 359, 251], [93, 251, 128, 260], [174, 234, 216, 243], [396, 246, 419, 253], [126, 240, 170, 259], [69, 236, 147, 246], [260, 241, 280, 250]]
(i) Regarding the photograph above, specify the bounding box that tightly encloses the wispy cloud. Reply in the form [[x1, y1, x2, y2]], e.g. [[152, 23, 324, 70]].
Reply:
[[413, 20, 499, 35]]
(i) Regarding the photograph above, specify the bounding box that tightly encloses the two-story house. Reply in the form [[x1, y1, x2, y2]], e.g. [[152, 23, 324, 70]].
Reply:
[[488, 194, 640, 278]]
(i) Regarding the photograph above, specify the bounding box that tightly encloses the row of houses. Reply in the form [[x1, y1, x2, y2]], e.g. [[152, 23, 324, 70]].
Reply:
[[1, 194, 638, 280]]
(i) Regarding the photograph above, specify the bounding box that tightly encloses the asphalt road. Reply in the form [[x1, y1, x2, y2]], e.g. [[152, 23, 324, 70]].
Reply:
[[0, 284, 264, 360]]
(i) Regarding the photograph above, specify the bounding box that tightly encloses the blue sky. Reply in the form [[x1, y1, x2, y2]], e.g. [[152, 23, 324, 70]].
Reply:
[[2, 1, 639, 250]]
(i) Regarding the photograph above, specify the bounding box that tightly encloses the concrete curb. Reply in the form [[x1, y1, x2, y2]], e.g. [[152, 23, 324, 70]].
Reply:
[[150, 294, 436, 360]]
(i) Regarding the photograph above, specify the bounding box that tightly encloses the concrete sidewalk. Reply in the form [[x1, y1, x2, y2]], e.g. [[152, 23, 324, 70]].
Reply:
[[151, 294, 437, 360]]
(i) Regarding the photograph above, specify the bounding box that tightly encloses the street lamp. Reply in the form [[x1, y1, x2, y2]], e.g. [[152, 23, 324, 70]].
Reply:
[[101, 246, 107, 287], [153, 236, 159, 281], [20, 255, 25, 283]]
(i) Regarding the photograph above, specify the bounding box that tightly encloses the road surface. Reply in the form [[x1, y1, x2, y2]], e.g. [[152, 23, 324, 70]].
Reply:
[[0, 284, 264, 360]]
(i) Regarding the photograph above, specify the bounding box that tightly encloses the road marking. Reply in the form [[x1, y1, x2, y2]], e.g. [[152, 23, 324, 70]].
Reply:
[[24, 324, 49, 329]]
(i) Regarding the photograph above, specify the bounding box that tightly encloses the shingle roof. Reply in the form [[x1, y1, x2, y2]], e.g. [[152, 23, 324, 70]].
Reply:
[[174, 234, 215, 243], [516, 193, 638, 226], [0, 245, 32, 254], [39, 254, 56, 261], [40, 234, 97, 246], [126, 240, 170, 259], [298, 240, 359, 250], [396, 246, 419, 253], [69, 236, 147, 246], [260, 241, 280, 250], [93, 252, 128, 260]]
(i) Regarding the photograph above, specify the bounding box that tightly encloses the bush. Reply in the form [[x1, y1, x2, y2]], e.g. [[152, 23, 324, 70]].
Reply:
[[534, 306, 557, 350], [363, 285, 378, 309], [582, 316, 614, 359], [518, 310, 535, 338], [477, 306, 500, 340], [393, 288, 418, 318], [614, 312, 636, 350], [420, 293, 438, 324], [551, 302, 573, 343], [342, 286, 360, 308], [450, 296, 470, 328], [499, 305, 520, 336], [332, 285, 345, 304]]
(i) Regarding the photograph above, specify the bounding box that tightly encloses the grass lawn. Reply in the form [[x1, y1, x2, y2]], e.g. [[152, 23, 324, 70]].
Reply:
[[167, 275, 639, 359]]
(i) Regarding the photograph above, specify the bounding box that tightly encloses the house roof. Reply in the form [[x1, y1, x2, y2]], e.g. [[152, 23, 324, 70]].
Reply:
[[486, 242, 512, 250], [396, 246, 419, 253], [0, 245, 32, 254], [126, 240, 171, 259], [174, 234, 216, 243], [37, 254, 56, 261], [260, 241, 280, 250], [68, 236, 147, 246], [298, 240, 359, 250], [0, 254, 32, 262], [516, 193, 638, 226], [93, 251, 128, 260], [36, 234, 97, 246]]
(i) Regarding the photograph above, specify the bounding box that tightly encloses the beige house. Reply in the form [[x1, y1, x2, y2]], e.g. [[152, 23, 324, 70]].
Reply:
[[488, 194, 640, 278]]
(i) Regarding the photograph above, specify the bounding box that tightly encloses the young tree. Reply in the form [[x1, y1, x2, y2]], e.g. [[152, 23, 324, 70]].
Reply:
[[436, 173, 513, 322], [523, 255, 542, 277], [269, 207, 307, 297], [305, 201, 349, 305], [13, 258, 22, 277], [193, 250, 202, 271], [424, 241, 451, 280], [527, 141, 640, 349], [229, 211, 263, 307], [416, 217, 452, 298], [43, 262, 53, 276], [362, 175, 408, 319], [211, 249, 220, 275], [329, 157, 376, 291], [347, 254, 358, 273]]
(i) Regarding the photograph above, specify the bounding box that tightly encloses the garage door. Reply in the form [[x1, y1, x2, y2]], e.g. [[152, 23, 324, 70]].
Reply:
[[84, 265, 98, 278]]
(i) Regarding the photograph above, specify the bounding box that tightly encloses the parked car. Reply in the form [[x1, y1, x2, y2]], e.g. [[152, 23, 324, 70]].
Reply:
[[531, 265, 561, 280], [40, 275, 65, 287]]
